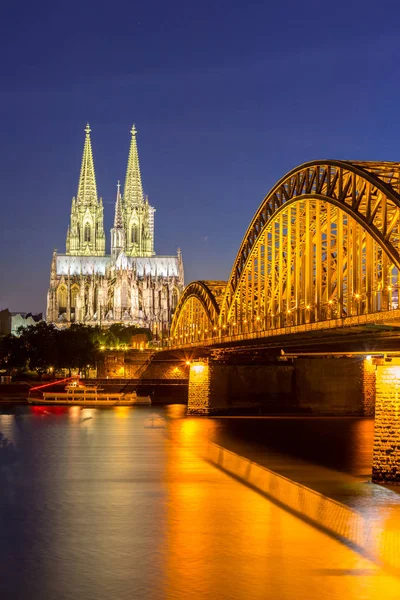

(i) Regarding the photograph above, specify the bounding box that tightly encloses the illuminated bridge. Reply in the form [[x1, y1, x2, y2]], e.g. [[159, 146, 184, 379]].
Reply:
[[169, 160, 400, 347], [164, 159, 400, 484]]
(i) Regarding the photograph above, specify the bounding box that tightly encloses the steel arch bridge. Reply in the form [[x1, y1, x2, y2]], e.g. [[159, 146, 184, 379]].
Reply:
[[169, 160, 400, 347]]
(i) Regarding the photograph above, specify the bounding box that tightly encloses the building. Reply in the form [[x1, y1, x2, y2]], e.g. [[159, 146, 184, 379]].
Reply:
[[46, 124, 184, 337], [0, 309, 43, 336]]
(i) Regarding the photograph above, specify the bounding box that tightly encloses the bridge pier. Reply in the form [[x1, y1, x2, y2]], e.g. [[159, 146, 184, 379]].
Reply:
[[372, 359, 400, 484], [187, 360, 229, 415], [187, 360, 295, 415], [187, 356, 376, 416]]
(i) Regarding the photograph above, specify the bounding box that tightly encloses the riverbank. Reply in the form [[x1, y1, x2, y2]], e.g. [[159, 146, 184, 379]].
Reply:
[[0, 383, 30, 403]]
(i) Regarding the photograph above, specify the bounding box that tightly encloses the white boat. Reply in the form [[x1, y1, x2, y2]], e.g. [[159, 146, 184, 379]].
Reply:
[[28, 378, 151, 407]]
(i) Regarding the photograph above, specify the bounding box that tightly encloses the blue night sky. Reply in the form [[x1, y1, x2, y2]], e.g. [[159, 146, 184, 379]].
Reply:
[[1, 0, 400, 313]]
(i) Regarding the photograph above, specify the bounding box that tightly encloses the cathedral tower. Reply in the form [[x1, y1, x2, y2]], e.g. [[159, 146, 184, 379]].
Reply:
[[123, 125, 155, 257], [111, 182, 126, 260], [66, 124, 106, 256], [47, 124, 184, 334]]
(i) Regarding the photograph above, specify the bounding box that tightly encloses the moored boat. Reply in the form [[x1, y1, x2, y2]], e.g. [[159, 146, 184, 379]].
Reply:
[[28, 377, 151, 407]]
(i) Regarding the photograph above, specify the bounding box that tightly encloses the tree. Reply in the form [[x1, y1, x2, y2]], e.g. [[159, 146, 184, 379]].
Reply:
[[22, 321, 59, 376], [60, 324, 99, 375], [0, 334, 27, 374]]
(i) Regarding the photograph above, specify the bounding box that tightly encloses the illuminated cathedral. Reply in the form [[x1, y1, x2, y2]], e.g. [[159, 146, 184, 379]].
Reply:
[[46, 124, 184, 335]]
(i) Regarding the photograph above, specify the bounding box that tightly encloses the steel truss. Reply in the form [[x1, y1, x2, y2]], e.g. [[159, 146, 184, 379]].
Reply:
[[171, 160, 400, 344], [170, 281, 225, 344]]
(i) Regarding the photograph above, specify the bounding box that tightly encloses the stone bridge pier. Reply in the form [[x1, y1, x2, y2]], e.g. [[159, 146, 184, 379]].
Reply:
[[188, 356, 376, 416], [187, 359, 293, 415], [372, 358, 400, 484], [187, 353, 400, 484]]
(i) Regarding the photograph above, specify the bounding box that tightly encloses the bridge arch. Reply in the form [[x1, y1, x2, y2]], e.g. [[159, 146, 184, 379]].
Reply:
[[170, 281, 226, 344], [219, 160, 400, 331]]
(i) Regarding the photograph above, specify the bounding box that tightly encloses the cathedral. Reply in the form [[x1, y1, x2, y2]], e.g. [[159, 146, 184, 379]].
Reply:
[[46, 124, 184, 336]]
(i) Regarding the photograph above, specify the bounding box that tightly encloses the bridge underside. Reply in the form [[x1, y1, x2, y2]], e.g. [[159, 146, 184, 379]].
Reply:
[[168, 159, 400, 483]]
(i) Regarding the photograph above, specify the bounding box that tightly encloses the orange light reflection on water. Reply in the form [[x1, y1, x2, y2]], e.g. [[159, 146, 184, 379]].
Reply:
[[115, 407, 130, 418]]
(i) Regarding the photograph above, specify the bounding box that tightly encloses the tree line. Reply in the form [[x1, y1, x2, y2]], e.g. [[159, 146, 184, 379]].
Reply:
[[0, 322, 152, 377]]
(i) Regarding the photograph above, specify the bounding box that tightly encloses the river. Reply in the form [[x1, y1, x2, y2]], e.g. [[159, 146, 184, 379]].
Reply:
[[0, 405, 399, 599]]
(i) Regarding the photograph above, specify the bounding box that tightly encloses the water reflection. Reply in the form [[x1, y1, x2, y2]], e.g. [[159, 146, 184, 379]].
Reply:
[[0, 406, 399, 599]]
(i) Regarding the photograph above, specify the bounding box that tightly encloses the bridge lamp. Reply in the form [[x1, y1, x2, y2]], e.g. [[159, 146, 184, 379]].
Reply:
[[256, 316, 260, 320], [185, 361, 191, 366], [355, 293, 360, 299], [328, 300, 333, 305], [306, 305, 310, 310], [366, 355, 372, 361], [213, 326, 217, 330], [205, 329, 208, 333], [287, 310, 291, 314]]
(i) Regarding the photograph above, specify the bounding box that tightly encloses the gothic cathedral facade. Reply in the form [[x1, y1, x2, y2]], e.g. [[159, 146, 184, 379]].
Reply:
[[47, 125, 184, 336]]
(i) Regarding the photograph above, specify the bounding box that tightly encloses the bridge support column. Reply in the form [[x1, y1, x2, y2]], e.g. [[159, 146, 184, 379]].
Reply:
[[372, 359, 400, 484], [362, 357, 376, 416], [187, 360, 229, 415]]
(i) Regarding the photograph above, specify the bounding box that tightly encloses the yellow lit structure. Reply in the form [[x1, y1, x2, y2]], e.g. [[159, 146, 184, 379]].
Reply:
[[188, 360, 211, 415], [47, 124, 184, 330], [171, 160, 400, 345], [373, 357, 400, 483]]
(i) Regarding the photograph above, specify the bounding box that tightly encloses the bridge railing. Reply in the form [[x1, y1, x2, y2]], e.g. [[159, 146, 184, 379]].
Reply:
[[166, 307, 400, 349]]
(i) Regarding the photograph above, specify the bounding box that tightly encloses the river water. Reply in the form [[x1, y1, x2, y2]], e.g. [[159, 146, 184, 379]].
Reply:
[[0, 405, 400, 599]]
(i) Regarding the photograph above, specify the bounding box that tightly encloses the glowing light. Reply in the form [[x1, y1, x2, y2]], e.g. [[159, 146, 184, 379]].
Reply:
[[328, 300, 333, 305], [306, 305, 310, 310], [256, 317, 260, 321], [192, 364, 205, 373], [366, 355, 372, 361], [355, 293, 360, 299], [29, 376, 76, 392], [185, 361, 191, 366], [115, 407, 129, 418], [387, 365, 400, 378]]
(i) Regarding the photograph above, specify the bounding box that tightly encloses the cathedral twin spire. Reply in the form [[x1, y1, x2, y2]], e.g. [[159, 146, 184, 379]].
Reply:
[[66, 124, 155, 259], [124, 125, 144, 207], [77, 124, 98, 205]]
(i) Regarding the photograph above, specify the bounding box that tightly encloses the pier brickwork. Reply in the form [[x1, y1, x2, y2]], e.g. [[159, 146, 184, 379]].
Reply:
[[372, 359, 400, 483]]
